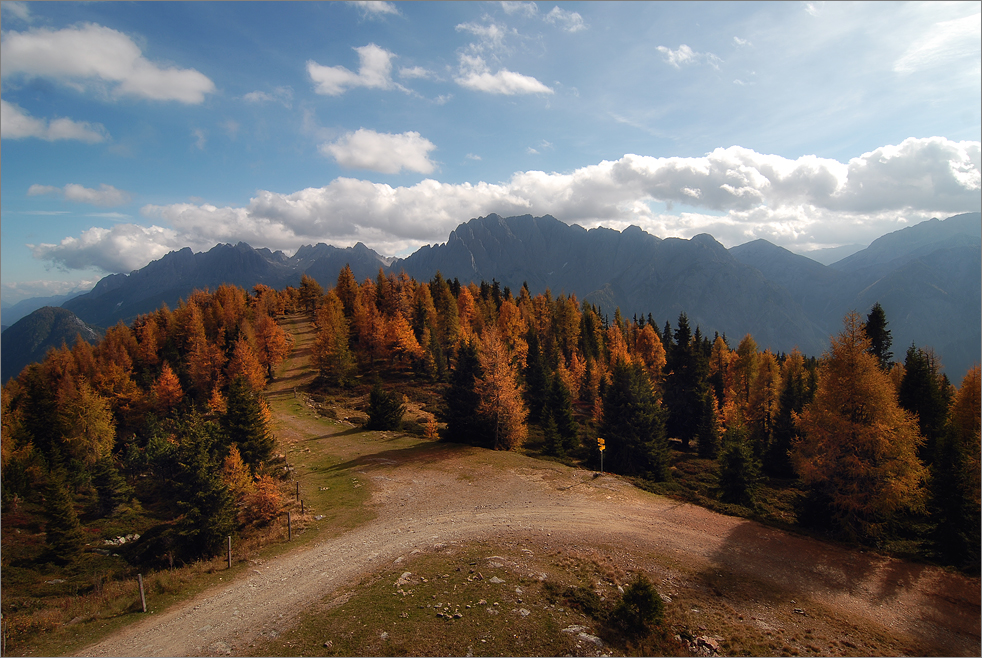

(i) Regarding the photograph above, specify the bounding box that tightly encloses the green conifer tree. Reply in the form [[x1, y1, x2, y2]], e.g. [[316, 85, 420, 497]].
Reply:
[[601, 360, 668, 479], [366, 381, 405, 430], [863, 302, 893, 369], [717, 427, 761, 508], [222, 377, 275, 470], [42, 472, 85, 564]]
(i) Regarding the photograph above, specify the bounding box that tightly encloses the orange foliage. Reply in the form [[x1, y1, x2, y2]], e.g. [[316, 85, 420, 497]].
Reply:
[[226, 337, 267, 393], [152, 362, 183, 414]]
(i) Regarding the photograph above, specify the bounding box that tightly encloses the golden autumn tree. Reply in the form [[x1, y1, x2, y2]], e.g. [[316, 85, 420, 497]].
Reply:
[[312, 290, 356, 386], [152, 361, 184, 415], [793, 312, 927, 540], [221, 443, 255, 504], [635, 323, 667, 386], [253, 312, 290, 379], [226, 337, 267, 393], [476, 328, 528, 451]]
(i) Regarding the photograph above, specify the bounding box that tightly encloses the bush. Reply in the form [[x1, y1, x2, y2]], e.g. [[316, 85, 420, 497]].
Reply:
[[609, 573, 664, 639], [366, 381, 405, 431]]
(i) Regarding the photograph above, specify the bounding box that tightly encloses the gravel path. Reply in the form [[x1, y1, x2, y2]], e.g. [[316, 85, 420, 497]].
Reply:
[[78, 317, 980, 657]]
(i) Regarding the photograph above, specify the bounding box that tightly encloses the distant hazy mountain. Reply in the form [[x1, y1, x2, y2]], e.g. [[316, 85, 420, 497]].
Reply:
[[394, 213, 829, 355], [730, 211, 981, 379], [798, 244, 865, 265], [1, 306, 103, 383], [55, 210, 980, 380], [1, 290, 89, 327], [63, 241, 389, 328]]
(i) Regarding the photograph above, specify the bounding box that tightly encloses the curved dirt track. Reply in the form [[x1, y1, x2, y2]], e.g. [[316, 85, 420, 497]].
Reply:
[[79, 316, 980, 657]]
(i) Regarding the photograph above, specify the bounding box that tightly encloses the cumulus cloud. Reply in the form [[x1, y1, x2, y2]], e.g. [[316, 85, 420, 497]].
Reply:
[[30, 138, 980, 273], [455, 54, 553, 95], [1, 100, 108, 143], [320, 129, 437, 174], [348, 1, 400, 18], [0, 23, 215, 103], [399, 66, 433, 80], [30, 224, 184, 273], [656, 44, 722, 70], [544, 6, 587, 33], [307, 43, 400, 95], [28, 183, 131, 206]]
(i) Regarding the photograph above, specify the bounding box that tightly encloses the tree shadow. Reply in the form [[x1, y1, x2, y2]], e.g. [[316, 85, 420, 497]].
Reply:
[[318, 439, 478, 475], [700, 520, 980, 655]]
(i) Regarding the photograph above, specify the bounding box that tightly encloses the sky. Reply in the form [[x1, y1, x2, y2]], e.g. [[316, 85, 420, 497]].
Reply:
[[1, 1, 980, 304]]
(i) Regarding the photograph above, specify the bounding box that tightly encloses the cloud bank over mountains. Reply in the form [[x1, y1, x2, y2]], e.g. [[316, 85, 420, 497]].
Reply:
[[29, 136, 980, 274]]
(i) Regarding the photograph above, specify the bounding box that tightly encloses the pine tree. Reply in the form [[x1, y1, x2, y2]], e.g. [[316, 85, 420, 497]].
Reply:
[[366, 381, 405, 431], [312, 291, 356, 387], [898, 344, 948, 463], [253, 313, 290, 379], [42, 472, 85, 563], [764, 349, 813, 477], [544, 376, 578, 456], [174, 414, 237, 562], [600, 360, 668, 479], [863, 302, 893, 369], [444, 338, 489, 446], [523, 328, 549, 422], [222, 377, 275, 470], [91, 456, 133, 517], [298, 273, 323, 316], [226, 336, 267, 393], [717, 427, 761, 507], [152, 361, 184, 415], [696, 388, 720, 459]]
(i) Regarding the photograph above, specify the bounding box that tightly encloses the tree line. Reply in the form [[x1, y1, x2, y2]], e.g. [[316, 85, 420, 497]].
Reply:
[[304, 268, 979, 568], [2, 284, 296, 566], [2, 266, 978, 572]]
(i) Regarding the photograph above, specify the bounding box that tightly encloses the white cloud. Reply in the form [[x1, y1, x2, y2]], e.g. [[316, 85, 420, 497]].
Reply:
[[243, 86, 293, 107], [348, 1, 400, 18], [28, 183, 131, 207], [192, 128, 207, 150], [30, 138, 980, 273], [656, 44, 722, 70], [307, 43, 400, 95], [500, 2, 538, 18], [454, 54, 553, 95], [320, 129, 437, 174], [0, 23, 215, 103], [1, 100, 108, 143], [733, 36, 752, 47], [1, 1, 32, 22], [399, 66, 433, 80], [456, 21, 511, 50], [894, 13, 981, 74], [30, 224, 184, 273], [2, 278, 102, 305], [466, 153, 482, 161], [544, 6, 587, 33]]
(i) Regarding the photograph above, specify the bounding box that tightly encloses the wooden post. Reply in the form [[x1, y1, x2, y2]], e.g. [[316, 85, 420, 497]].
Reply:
[[295, 481, 300, 501], [288, 511, 292, 541], [301, 499, 305, 514], [138, 574, 147, 613], [227, 535, 232, 569]]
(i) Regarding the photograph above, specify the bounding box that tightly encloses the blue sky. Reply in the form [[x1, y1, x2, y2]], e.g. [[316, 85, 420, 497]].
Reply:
[[1, 0, 979, 303]]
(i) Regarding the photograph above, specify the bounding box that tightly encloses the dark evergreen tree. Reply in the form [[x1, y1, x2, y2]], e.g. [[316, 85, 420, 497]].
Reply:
[[523, 328, 549, 422], [42, 472, 85, 564], [543, 376, 578, 456], [609, 573, 664, 639], [717, 427, 761, 508], [695, 388, 720, 459], [91, 456, 133, 517], [366, 381, 405, 430], [174, 414, 237, 562], [863, 302, 893, 369], [764, 365, 813, 477], [664, 313, 708, 450], [898, 344, 947, 463], [222, 376, 275, 471], [929, 430, 980, 571], [444, 339, 491, 447], [600, 360, 668, 479]]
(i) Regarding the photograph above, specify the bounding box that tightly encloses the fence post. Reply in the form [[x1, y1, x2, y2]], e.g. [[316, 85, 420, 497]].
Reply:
[[301, 499, 305, 514], [138, 574, 147, 613], [227, 535, 232, 569], [295, 481, 300, 501], [288, 511, 292, 541]]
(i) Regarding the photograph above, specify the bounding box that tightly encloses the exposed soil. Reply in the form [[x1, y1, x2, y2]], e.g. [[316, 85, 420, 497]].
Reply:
[[78, 316, 981, 657]]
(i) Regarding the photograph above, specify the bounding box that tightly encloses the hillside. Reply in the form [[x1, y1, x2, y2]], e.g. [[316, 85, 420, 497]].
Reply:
[[1, 306, 103, 382]]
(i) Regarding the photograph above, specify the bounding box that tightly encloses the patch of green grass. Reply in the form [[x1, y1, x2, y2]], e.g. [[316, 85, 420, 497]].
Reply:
[[248, 540, 689, 657]]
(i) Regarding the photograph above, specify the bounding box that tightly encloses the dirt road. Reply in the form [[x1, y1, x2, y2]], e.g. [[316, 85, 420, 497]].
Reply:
[[79, 316, 980, 657]]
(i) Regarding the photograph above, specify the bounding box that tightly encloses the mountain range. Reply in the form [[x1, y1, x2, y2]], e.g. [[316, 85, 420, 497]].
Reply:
[[1, 306, 103, 383], [4, 211, 979, 382]]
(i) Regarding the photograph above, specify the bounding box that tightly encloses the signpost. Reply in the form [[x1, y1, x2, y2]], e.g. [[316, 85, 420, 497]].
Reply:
[[597, 437, 605, 474]]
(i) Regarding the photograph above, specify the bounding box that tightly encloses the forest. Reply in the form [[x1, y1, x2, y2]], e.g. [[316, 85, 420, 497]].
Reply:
[[2, 264, 979, 593]]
